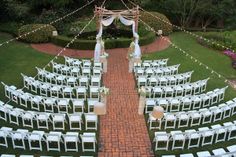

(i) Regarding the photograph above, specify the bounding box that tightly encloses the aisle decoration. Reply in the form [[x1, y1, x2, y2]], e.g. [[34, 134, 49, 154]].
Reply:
[[138, 86, 146, 115]]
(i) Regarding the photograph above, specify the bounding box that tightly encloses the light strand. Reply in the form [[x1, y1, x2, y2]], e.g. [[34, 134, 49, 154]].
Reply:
[[0, 0, 95, 48]]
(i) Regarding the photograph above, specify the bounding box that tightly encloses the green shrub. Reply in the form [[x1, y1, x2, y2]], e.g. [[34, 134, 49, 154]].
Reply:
[[140, 11, 173, 35], [0, 22, 22, 35], [51, 31, 156, 50], [18, 24, 56, 43]]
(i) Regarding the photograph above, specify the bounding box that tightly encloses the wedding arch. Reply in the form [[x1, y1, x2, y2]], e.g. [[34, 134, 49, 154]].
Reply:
[[93, 6, 141, 62]]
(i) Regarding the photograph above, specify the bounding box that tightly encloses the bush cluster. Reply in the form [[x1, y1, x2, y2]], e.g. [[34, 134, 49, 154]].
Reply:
[[18, 24, 56, 43], [140, 11, 173, 35]]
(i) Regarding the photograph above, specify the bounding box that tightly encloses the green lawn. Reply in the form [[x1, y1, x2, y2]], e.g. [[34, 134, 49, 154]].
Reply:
[[143, 32, 236, 156], [0, 33, 97, 156]]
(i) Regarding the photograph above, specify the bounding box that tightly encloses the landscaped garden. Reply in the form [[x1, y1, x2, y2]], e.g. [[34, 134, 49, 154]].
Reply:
[[1, 0, 236, 157]]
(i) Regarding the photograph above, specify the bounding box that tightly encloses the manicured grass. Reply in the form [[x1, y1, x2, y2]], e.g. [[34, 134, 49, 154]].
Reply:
[[0, 33, 97, 156], [143, 32, 236, 156]]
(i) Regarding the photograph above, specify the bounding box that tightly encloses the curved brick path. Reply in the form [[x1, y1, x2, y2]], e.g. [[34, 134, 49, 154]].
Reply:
[[98, 48, 154, 156], [31, 37, 170, 58], [31, 37, 170, 157]]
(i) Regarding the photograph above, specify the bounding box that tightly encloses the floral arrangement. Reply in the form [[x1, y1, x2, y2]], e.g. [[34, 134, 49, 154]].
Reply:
[[101, 52, 109, 58], [223, 50, 236, 60], [99, 86, 110, 95], [138, 86, 146, 97], [127, 52, 134, 60]]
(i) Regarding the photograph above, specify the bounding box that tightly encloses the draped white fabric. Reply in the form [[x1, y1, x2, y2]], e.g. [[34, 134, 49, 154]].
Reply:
[[94, 39, 102, 62], [94, 13, 142, 61]]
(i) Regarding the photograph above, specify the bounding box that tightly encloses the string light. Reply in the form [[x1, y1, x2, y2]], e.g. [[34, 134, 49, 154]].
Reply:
[[0, 0, 96, 48]]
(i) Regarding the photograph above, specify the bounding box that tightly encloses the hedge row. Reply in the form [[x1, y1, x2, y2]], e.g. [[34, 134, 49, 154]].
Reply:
[[51, 31, 156, 50], [140, 11, 173, 35], [197, 32, 236, 52]]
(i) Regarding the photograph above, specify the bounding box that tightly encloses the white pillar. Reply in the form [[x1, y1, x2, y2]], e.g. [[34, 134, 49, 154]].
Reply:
[[138, 95, 146, 115], [129, 58, 134, 73], [100, 57, 107, 73], [138, 87, 146, 115]]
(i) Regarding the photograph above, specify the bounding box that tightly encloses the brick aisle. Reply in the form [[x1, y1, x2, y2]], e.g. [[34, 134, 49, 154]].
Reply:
[[98, 48, 154, 157]]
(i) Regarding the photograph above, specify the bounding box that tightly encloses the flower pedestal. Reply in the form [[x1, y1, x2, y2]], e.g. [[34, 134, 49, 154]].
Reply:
[[101, 93, 107, 105], [100, 54, 108, 73], [138, 95, 146, 115], [138, 87, 146, 115], [128, 58, 134, 73], [94, 102, 106, 115]]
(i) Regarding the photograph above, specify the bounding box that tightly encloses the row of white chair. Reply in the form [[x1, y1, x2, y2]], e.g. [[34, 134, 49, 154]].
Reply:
[[162, 145, 236, 157], [148, 100, 236, 130], [137, 71, 193, 87], [145, 78, 209, 98], [22, 75, 101, 98], [36, 67, 101, 86], [64, 56, 99, 68], [2, 85, 99, 113], [134, 64, 180, 77], [51, 61, 102, 77], [0, 127, 97, 152], [145, 87, 227, 113], [154, 122, 236, 150], [0, 102, 97, 130], [133, 59, 169, 69]]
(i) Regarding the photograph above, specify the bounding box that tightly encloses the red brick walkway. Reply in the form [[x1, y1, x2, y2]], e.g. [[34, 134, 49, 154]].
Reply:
[[31, 37, 170, 58], [98, 48, 154, 157]]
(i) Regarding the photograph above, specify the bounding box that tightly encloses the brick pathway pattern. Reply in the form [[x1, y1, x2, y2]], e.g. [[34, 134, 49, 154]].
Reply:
[[98, 48, 154, 157]]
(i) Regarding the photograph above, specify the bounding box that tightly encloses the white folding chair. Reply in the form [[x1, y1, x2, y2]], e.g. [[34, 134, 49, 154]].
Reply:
[[68, 113, 82, 130], [80, 133, 96, 152], [22, 111, 34, 128], [64, 132, 79, 152], [185, 129, 200, 149], [189, 111, 201, 127], [164, 113, 176, 129], [72, 99, 84, 113], [76, 86, 87, 99], [31, 96, 43, 111], [87, 98, 99, 113], [43, 98, 56, 112], [211, 124, 226, 143], [154, 132, 169, 150], [51, 113, 66, 130], [199, 127, 214, 146], [36, 112, 50, 129], [196, 151, 211, 157], [57, 99, 70, 113], [199, 108, 212, 124], [11, 129, 28, 149], [0, 127, 12, 147], [28, 130, 45, 151], [170, 131, 185, 150], [84, 113, 98, 130], [89, 86, 99, 98], [177, 112, 189, 128], [46, 131, 62, 151]]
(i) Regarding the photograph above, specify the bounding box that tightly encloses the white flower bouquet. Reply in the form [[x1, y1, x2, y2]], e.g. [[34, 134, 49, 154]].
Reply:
[[99, 86, 110, 95], [138, 86, 146, 97], [100, 52, 109, 58]]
